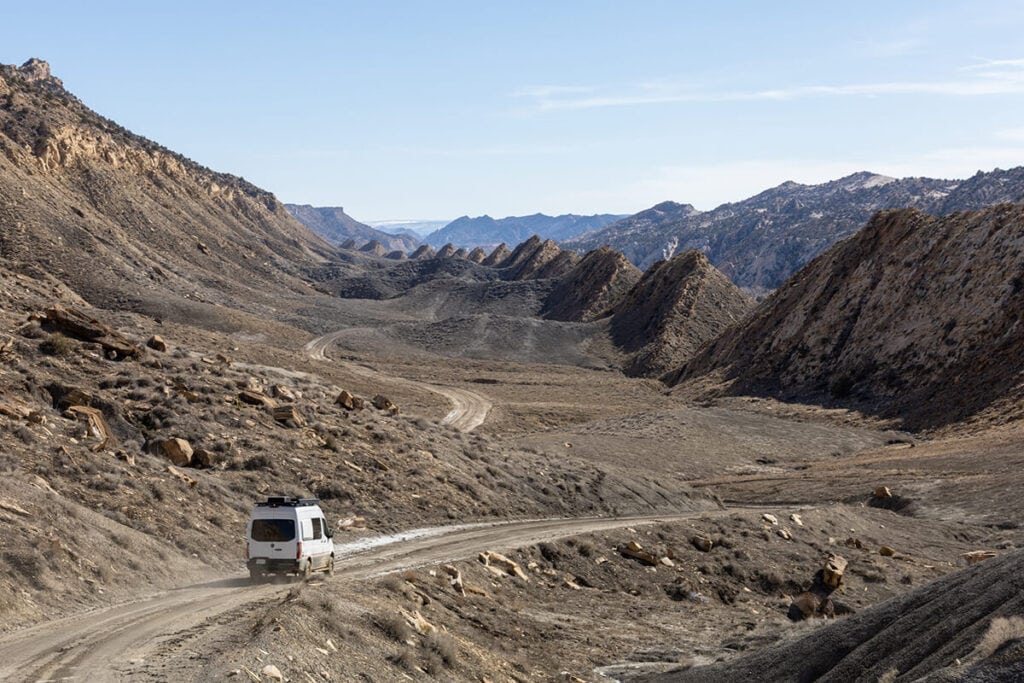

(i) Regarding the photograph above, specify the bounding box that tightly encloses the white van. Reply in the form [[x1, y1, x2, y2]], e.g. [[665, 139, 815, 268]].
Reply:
[[246, 496, 335, 581]]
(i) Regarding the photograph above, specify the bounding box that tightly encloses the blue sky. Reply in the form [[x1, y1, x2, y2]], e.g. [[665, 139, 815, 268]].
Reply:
[[5, 1, 1024, 220]]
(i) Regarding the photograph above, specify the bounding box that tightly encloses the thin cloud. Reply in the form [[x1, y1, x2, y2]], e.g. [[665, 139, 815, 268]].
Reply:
[[517, 60, 1024, 111]]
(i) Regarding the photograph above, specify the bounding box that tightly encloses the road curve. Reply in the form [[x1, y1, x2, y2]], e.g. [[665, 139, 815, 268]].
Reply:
[[304, 331, 492, 431], [0, 511, 729, 682]]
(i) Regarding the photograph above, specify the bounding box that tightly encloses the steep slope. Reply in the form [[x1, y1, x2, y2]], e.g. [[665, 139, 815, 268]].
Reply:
[[500, 236, 580, 280], [670, 204, 1024, 429], [286, 204, 419, 252], [426, 212, 625, 249], [567, 169, 1024, 291], [0, 59, 334, 321], [609, 251, 753, 377], [541, 246, 642, 322], [657, 548, 1024, 683]]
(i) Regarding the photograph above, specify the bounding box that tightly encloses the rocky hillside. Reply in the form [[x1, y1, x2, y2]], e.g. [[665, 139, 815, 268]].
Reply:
[[566, 169, 1024, 291], [609, 251, 753, 377], [0, 59, 335, 324], [669, 204, 1024, 429], [286, 204, 419, 252], [661, 547, 1024, 682], [425, 212, 624, 249], [541, 246, 642, 322], [497, 235, 580, 280]]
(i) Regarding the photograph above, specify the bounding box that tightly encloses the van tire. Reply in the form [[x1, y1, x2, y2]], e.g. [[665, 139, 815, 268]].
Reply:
[[302, 561, 312, 578], [327, 557, 335, 576], [248, 568, 262, 584]]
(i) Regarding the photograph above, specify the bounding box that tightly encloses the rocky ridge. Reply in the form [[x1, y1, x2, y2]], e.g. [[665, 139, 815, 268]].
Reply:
[[425, 212, 625, 249], [566, 169, 1024, 291], [670, 204, 1024, 429], [0, 59, 335, 324], [285, 204, 418, 253], [609, 251, 753, 377]]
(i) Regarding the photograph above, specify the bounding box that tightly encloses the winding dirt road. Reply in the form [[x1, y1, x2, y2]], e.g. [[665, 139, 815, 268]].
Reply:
[[304, 331, 492, 431], [0, 512, 728, 682]]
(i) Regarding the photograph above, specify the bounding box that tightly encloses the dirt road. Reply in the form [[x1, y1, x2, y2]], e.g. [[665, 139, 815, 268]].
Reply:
[[304, 331, 492, 431], [0, 512, 737, 682]]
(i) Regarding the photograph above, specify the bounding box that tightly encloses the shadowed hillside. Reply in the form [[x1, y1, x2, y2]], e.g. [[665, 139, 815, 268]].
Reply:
[[669, 204, 1024, 429]]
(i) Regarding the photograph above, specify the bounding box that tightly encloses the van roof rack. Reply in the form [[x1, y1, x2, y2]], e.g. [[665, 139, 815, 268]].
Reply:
[[257, 496, 320, 507]]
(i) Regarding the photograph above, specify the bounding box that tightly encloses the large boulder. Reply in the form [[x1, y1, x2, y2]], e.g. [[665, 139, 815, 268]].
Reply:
[[156, 438, 193, 467]]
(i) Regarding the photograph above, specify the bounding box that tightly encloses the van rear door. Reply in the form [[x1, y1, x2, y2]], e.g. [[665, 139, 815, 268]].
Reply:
[[249, 517, 297, 562]]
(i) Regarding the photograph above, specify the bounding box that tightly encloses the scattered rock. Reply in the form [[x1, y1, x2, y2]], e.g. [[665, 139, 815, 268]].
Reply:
[[156, 438, 193, 467], [963, 550, 998, 565], [238, 390, 276, 408], [788, 591, 835, 621], [620, 540, 660, 566], [193, 449, 218, 468], [762, 513, 779, 526], [273, 404, 305, 428], [371, 394, 398, 414], [823, 554, 848, 589], [691, 535, 714, 552], [479, 551, 529, 580], [879, 546, 896, 557], [43, 304, 141, 360], [790, 513, 804, 527], [874, 486, 893, 499], [260, 664, 283, 681], [66, 405, 114, 451], [402, 609, 436, 635], [335, 390, 357, 410], [338, 516, 367, 530], [270, 385, 295, 402], [442, 564, 465, 595], [167, 465, 197, 487], [777, 528, 792, 540], [147, 335, 167, 352]]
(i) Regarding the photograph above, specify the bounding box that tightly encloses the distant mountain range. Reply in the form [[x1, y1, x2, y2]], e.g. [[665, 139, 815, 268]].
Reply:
[[565, 167, 1024, 292], [285, 205, 419, 252], [424, 213, 626, 249], [367, 219, 450, 238]]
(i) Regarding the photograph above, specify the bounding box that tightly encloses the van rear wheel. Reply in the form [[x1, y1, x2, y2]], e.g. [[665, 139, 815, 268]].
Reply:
[[302, 561, 312, 578], [327, 557, 335, 576]]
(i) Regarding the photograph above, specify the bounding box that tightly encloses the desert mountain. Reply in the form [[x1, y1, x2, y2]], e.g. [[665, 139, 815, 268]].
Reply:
[[0, 59, 335, 323], [425, 212, 625, 249], [541, 246, 642, 322], [368, 218, 448, 238], [499, 235, 580, 280], [286, 204, 419, 252], [566, 168, 1024, 292], [669, 204, 1024, 429], [609, 251, 753, 377]]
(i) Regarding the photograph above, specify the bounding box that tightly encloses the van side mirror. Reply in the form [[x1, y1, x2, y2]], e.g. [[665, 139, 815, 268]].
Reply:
[[325, 528, 334, 539]]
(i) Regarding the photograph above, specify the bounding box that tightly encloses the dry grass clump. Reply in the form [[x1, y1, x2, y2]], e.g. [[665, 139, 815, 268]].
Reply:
[[971, 616, 1024, 660]]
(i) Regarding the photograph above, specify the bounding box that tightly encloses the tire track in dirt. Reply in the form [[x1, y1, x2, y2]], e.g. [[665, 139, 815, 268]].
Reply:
[[0, 509, 790, 682], [304, 330, 492, 431]]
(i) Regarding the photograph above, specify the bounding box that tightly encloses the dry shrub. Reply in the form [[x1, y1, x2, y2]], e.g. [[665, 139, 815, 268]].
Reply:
[[971, 616, 1024, 660], [389, 647, 417, 670], [379, 613, 412, 643], [39, 332, 75, 356], [877, 669, 898, 683], [425, 631, 458, 667]]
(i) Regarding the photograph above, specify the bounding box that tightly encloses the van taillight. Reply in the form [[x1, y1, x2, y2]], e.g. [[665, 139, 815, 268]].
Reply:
[[296, 541, 302, 560]]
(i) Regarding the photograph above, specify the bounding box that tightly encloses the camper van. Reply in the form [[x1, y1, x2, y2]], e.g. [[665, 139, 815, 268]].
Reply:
[[246, 496, 335, 581]]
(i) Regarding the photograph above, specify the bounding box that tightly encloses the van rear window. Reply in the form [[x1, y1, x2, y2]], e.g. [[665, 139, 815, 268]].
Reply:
[[251, 519, 296, 542]]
